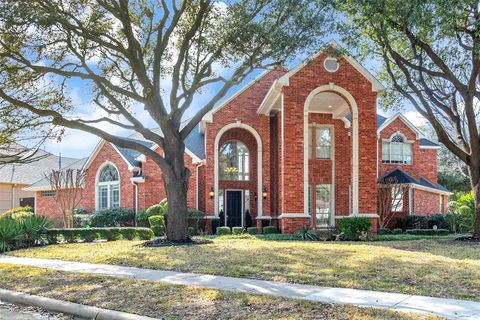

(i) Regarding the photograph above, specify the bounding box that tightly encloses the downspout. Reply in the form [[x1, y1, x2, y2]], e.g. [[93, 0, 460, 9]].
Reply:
[[131, 180, 138, 227]]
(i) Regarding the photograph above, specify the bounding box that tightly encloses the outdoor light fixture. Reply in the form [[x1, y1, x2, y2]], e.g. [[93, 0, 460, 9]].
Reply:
[[209, 187, 215, 199], [262, 187, 268, 199]]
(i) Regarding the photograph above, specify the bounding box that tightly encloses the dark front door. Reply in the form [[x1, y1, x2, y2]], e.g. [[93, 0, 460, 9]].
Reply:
[[19, 197, 34, 209], [226, 191, 242, 227]]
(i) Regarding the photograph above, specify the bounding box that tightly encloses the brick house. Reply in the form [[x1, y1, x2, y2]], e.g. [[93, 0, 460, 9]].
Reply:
[[25, 43, 451, 232]]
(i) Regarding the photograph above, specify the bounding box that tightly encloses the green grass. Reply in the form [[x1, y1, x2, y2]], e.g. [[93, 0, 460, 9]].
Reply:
[[9, 236, 480, 300], [371, 234, 463, 241], [0, 263, 441, 320]]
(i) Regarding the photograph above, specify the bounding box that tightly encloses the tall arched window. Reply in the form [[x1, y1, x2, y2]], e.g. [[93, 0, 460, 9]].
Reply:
[[219, 141, 250, 181], [382, 134, 413, 164], [96, 164, 120, 210]]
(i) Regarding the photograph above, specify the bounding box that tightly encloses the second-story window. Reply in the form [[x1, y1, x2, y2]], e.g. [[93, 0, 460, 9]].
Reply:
[[316, 127, 332, 159], [382, 134, 412, 164]]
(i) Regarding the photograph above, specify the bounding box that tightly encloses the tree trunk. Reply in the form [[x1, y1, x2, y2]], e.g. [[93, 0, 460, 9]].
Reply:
[[162, 140, 191, 242], [472, 182, 480, 239]]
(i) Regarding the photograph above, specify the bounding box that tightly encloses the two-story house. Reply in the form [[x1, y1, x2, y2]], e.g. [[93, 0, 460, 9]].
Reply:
[[26, 43, 450, 232]]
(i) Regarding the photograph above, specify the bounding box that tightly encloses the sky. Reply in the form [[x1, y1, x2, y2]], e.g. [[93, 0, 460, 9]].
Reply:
[[41, 37, 428, 160]]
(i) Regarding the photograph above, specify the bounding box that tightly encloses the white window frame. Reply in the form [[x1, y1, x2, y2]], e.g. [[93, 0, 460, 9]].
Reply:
[[95, 162, 121, 211], [315, 126, 332, 160], [382, 132, 413, 165], [219, 140, 250, 181], [391, 187, 404, 212]]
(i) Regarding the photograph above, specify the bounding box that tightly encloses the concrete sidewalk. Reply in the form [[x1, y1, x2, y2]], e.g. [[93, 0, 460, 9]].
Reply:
[[1, 255, 479, 320]]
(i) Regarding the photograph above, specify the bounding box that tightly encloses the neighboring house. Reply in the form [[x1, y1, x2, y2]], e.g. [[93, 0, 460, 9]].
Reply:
[[27, 42, 450, 233], [0, 147, 81, 213]]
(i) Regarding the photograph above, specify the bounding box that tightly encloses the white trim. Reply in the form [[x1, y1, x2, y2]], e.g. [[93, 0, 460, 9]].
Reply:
[[110, 144, 138, 171], [278, 213, 311, 218], [214, 122, 263, 218], [419, 145, 441, 150], [304, 84, 359, 215], [335, 213, 379, 219], [410, 183, 453, 196], [204, 215, 220, 220], [408, 187, 413, 215], [83, 140, 106, 170], [225, 189, 244, 227], [377, 113, 421, 139], [277, 40, 384, 92], [130, 176, 145, 183], [95, 161, 121, 211], [135, 144, 202, 165], [324, 56, 340, 73], [256, 216, 272, 220], [257, 80, 282, 114]]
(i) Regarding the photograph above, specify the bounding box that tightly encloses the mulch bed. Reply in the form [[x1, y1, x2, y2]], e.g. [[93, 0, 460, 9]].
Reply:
[[143, 238, 212, 247]]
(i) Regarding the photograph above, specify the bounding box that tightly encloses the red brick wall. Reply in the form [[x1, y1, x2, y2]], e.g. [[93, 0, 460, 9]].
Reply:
[[204, 68, 286, 218], [35, 189, 86, 227], [280, 52, 378, 216], [378, 117, 438, 184], [413, 189, 443, 215], [197, 162, 206, 212]]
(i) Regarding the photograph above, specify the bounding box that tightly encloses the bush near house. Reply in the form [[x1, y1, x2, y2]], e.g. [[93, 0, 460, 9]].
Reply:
[[247, 227, 258, 235], [263, 226, 279, 234], [148, 215, 166, 236], [395, 214, 449, 231], [45, 227, 154, 244], [216, 226, 231, 236], [404, 229, 450, 236], [337, 217, 371, 240], [232, 227, 243, 235], [89, 208, 135, 227], [0, 206, 34, 221]]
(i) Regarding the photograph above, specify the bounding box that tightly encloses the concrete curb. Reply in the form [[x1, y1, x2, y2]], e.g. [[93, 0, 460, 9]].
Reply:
[[0, 288, 158, 320]]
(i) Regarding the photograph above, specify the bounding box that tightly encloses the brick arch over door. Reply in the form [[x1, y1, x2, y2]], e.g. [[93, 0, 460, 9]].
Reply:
[[303, 84, 359, 215], [214, 123, 263, 217]]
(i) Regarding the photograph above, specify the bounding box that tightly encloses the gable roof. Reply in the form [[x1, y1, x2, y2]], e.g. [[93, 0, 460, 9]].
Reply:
[[419, 138, 440, 149], [377, 113, 421, 139], [0, 148, 80, 185], [277, 40, 384, 92], [379, 168, 451, 195], [23, 157, 88, 191]]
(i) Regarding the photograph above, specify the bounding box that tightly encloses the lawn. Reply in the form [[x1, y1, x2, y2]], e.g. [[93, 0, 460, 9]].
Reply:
[[9, 235, 480, 300], [0, 263, 441, 320]]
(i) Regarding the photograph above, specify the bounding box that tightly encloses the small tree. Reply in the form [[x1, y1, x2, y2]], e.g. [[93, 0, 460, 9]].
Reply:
[[377, 177, 405, 229], [47, 169, 87, 228]]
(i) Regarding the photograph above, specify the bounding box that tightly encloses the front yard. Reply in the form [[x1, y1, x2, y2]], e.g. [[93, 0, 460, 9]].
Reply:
[[9, 235, 480, 301], [0, 263, 440, 320]]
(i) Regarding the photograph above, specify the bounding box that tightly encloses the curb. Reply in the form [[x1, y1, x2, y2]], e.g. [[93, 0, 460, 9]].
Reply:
[[0, 288, 158, 320]]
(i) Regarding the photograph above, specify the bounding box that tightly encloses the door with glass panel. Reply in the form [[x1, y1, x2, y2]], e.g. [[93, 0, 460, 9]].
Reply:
[[315, 184, 332, 228]]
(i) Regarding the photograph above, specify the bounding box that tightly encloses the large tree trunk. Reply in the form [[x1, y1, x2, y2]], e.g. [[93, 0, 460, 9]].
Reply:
[[162, 139, 191, 242], [472, 182, 480, 239]]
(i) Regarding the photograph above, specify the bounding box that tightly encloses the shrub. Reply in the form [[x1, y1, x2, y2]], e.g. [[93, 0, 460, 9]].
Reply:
[[427, 214, 448, 229], [146, 199, 168, 217], [148, 215, 166, 236], [73, 213, 92, 228], [404, 229, 450, 236], [187, 227, 195, 238], [0, 219, 23, 252], [338, 217, 371, 240], [216, 226, 231, 235], [10, 211, 34, 221], [0, 206, 33, 220], [188, 209, 206, 233], [135, 209, 150, 227], [297, 226, 318, 241], [232, 227, 244, 235], [44, 227, 154, 243], [392, 228, 403, 234], [73, 208, 91, 215], [90, 208, 135, 227], [247, 227, 258, 235], [263, 226, 279, 234], [378, 228, 392, 235], [314, 230, 337, 241], [21, 216, 52, 246]]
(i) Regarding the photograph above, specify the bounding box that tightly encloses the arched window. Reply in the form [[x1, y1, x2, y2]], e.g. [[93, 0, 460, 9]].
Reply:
[[219, 141, 250, 181], [96, 164, 120, 210], [382, 134, 413, 164]]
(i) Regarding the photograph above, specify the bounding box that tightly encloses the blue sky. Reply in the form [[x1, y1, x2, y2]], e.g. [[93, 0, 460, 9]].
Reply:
[[42, 37, 426, 160]]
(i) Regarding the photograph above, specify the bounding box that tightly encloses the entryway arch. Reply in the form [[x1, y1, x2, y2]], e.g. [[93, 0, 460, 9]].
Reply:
[[214, 122, 263, 219], [303, 84, 359, 215]]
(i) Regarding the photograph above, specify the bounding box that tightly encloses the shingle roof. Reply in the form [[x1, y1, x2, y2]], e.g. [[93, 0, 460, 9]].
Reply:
[[25, 157, 88, 190], [0, 149, 80, 185], [419, 138, 440, 147], [125, 124, 205, 163], [379, 168, 450, 193]]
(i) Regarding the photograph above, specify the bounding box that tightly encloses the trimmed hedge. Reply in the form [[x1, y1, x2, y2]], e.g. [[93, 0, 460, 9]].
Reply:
[[392, 228, 403, 234], [216, 226, 231, 235], [148, 215, 166, 236], [89, 208, 135, 227], [263, 226, 279, 234], [404, 229, 450, 236], [44, 227, 154, 244], [232, 227, 244, 235], [246, 227, 258, 235]]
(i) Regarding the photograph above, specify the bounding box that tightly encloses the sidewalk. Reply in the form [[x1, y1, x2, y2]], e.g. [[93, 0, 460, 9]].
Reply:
[[1, 255, 479, 320]]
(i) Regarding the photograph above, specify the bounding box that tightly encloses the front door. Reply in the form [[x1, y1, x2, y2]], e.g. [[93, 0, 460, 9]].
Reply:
[[226, 190, 242, 227]]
